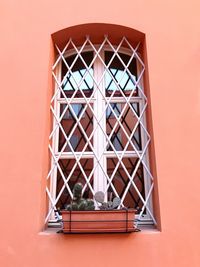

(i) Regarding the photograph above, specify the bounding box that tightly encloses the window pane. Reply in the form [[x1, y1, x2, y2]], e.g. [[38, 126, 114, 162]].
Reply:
[[107, 157, 145, 212], [105, 51, 137, 97], [61, 52, 94, 98], [106, 103, 121, 118], [61, 104, 85, 119], [106, 102, 142, 151], [59, 103, 93, 152], [56, 158, 94, 209]]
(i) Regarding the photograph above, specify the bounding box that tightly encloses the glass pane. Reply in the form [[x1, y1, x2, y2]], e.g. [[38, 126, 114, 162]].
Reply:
[[56, 158, 94, 209], [61, 103, 85, 119], [107, 157, 145, 212], [106, 102, 142, 151], [105, 51, 137, 97], [106, 103, 121, 118], [61, 52, 94, 98], [59, 103, 93, 152]]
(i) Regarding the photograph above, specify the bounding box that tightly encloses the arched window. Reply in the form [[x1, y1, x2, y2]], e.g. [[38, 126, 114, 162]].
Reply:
[[46, 31, 156, 226]]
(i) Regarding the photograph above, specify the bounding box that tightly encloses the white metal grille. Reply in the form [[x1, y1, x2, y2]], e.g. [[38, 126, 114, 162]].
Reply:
[[46, 36, 156, 225]]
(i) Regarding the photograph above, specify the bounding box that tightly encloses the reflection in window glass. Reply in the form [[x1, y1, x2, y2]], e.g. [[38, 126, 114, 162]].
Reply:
[[105, 51, 137, 97], [61, 52, 94, 98], [65, 135, 79, 152], [105, 69, 136, 91], [106, 103, 121, 118], [113, 132, 122, 151], [59, 103, 93, 152], [62, 104, 84, 119], [63, 69, 93, 91]]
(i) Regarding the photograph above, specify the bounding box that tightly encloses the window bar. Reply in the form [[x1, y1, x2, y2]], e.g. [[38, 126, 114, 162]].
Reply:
[[47, 36, 155, 225]]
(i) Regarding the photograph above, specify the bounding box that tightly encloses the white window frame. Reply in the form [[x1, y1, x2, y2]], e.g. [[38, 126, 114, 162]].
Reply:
[[46, 37, 156, 226]]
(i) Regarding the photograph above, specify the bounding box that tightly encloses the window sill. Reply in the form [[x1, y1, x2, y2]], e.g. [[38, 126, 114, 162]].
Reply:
[[40, 224, 159, 235]]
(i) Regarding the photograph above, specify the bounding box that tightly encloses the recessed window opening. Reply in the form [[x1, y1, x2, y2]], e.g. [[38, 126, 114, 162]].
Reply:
[[46, 35, 156, 226]]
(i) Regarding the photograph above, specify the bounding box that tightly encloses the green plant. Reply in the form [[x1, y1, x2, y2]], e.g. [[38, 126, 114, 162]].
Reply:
[[94, 191, 121, 210]]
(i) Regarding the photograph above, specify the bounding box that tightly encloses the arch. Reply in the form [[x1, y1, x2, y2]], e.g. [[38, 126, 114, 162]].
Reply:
[[52, 23, 145, 51]]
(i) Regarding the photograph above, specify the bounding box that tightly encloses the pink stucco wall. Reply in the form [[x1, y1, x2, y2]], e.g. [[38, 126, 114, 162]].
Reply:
[[0, 0, 200, 266]]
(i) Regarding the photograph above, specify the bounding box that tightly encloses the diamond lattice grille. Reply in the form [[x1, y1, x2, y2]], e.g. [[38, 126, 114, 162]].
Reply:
[[46, 36, 156, 225]]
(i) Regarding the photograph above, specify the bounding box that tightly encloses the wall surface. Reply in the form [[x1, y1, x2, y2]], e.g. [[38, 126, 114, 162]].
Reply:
[[0, 0, 200, 266]]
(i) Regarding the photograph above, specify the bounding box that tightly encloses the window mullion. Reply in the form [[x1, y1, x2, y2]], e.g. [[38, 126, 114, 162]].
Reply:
[[93, 50, 107, 197]]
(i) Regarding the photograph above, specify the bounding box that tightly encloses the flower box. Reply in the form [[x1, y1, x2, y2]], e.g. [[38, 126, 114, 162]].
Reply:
[[60, 209, 136, 233]]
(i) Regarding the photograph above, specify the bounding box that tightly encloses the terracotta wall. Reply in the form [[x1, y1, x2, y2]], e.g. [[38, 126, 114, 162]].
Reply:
[[0, 0, 200, 266]]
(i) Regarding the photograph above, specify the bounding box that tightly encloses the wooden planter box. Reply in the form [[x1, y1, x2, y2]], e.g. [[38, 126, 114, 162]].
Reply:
[[60, 209, 136, 233]]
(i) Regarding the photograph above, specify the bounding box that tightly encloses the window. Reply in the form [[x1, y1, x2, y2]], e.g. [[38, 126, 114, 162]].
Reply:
[[46, 36, 156, 226]]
